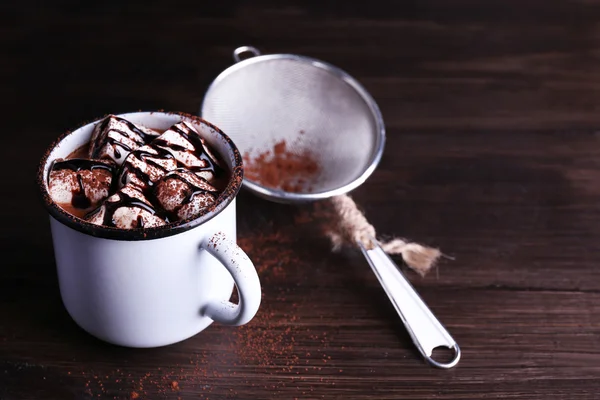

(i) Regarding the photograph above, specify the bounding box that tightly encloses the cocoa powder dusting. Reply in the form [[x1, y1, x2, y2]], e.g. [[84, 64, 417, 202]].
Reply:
[[243, 139, 320, 193], [232, 229, 302, 369]]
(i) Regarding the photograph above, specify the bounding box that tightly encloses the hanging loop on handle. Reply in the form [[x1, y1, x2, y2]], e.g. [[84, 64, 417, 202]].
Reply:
[[233, 46, 261, 63], [358, 240, 461, 369]]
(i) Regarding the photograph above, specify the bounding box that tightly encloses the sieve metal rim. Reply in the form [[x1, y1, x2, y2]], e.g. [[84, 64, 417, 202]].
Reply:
[[200, 47, 386, 203]]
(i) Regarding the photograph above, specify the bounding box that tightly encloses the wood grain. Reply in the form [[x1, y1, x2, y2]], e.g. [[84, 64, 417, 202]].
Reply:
[[2, 0, 600, 399]]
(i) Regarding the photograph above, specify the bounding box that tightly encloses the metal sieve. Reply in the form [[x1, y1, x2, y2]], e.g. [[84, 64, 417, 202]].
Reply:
[[200, 46, 385, 203], [200, 47, 460, 369]]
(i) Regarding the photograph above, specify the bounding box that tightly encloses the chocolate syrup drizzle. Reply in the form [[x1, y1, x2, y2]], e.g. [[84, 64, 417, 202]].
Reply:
[[83, 170, 218, 228], [119, 146, 177, 188], [51, 159, 115, 209], [90, 122, 224, 228], [85, 190, 163, 228], [91, 116, 158, 160], [52, 119, 228, 229], [160, 171, 219, 219], [52, 159, 114, 174], [119, 123, 224, 190], [73, 174, 91, 209], [167, 124, 224, 178]]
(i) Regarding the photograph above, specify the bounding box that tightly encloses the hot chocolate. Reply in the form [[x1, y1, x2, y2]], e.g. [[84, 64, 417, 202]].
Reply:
[[37, 111, 261, 348]]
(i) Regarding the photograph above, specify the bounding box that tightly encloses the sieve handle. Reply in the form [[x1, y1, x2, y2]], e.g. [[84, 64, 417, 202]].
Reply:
[[233, 46, 261, 63], [358, 240, 460, 369]]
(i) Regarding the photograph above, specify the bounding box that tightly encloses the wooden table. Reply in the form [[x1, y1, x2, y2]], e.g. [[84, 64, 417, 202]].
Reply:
[[2, 1, 600, 398]]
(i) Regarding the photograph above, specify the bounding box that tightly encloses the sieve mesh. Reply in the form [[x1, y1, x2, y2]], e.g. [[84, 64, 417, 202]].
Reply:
[[201, 53, 384, 201]]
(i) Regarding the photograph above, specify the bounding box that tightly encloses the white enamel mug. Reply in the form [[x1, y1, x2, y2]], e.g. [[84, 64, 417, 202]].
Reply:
[[37, 111, 261, 348]]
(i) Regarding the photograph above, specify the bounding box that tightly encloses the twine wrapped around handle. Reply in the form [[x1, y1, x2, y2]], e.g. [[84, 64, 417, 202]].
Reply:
[[325, 194, 441, 276]]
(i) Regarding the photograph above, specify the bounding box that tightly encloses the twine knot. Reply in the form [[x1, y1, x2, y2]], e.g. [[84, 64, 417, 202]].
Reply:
[[326, 194, 442, 276]]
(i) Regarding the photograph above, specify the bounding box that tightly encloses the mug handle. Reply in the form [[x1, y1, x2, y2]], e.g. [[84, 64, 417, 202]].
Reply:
[[200, 232, 261, 326]]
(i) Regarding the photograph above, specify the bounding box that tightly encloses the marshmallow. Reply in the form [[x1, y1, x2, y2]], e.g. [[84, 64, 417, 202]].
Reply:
[[119, 145, 178, 191], [86, 184, 166, 229], [48, 159, 115, 212], [152, 121, 224, 185], [153, 170, 219, 221], [89, 115, 159, 165]]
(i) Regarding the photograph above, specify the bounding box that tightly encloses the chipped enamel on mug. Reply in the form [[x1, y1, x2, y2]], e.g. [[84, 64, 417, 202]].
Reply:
[[37, 111, 261, 348]]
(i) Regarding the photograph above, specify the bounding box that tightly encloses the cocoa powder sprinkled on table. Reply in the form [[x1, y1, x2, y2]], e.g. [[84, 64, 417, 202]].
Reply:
[[231, 229, 303, 368], [243, 139, 320, 193]]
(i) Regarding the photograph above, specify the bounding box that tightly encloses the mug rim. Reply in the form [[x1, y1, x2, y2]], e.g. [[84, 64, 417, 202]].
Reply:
[[37, 111, 244, 241]]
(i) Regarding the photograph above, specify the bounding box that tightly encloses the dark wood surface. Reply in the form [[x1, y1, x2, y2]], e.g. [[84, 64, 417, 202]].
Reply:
[[2, 1, 600, 399]]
